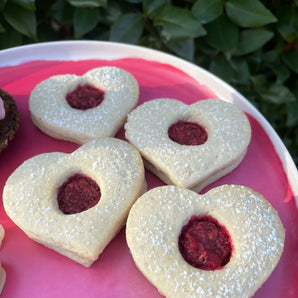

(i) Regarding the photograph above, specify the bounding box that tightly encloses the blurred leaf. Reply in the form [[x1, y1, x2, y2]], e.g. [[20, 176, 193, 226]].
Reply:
[[273, 63, 290, 84], [98, 1, 122, 25], [205, 14, 238, 52], [233, 29, 273, 55], [51, 0, 74, 26], [143, 0, 167, 16], [260, 84, 295, 104], [251, 74, 267, 89], [252, 76, 296, 104], [276, 5, 298, 43], [109, 12, 144, 44], [210, 55, 250, 85], [282, 49, 298, 74], [229, 58, 250, 85], [67, 0, 107, 8], [139, 34, 163, 50], [192, 0, 223, 23], [74, 7, 100, 38], [210, 56, 235, 83], [226, 0, 277, 27], [12, 0, 35, 10], [167, 39, 194, 61], [0, 0, 7, 11], [0, 28, 22, 49], [0, 22, 5, 33], [264, 84, 296, 104], [287, 100, 298, 126], [262, 50, 279, 64], [154, 5, 206, 41], [125, 0, 143, 3], [3, 2, 36, 40], [195, 38, 219, 56]]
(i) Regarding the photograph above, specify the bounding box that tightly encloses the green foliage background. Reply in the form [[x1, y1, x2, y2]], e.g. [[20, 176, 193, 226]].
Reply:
[[0, 0, 297, 165]]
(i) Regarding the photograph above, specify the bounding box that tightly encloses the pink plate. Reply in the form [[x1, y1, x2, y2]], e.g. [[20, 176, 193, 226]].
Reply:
[[0, 41, 297, 298]]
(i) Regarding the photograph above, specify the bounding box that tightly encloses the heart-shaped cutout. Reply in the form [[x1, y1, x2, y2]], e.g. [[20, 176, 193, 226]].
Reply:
[[29, 66, 139, 144], [3, 138, 145, 267], [125, 98, 251, 192], [126, 185, 285, 297]]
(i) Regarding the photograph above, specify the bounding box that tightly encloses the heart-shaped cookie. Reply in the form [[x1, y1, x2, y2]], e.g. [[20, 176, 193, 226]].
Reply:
[[126, 185, 285, 297], [29, 66, 139, 144], [125, 98, 251, 192], [0, 225, 5, 295], [3, 138, 145, 267]]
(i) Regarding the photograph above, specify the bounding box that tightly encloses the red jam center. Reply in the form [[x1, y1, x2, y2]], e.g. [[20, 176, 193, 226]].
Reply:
[[57, 173, 101, 214], [168, 120, 208, 145], [66, 84, 104, 110], [178, 215, 232, 270]]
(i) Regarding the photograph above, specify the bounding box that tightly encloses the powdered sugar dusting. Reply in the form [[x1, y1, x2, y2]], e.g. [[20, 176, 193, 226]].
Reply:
[[29, 67, 139, 144], [125, 98, 251, 189], [126, 185, 285, 298], [3, 138, 145, 266]]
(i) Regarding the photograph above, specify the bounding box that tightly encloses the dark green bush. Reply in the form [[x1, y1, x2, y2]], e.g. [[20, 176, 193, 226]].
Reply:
[[0, 0, 297, 165]]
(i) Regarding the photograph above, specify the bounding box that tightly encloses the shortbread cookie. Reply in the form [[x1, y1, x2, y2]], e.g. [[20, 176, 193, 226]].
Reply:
[[29, 67, 139, 144], [0, 225, 4, 247], [0, 225, 6, 295], [0, 88, 20, 153], [126, 185, 285, 298], [125, 98, 251, 192], [0, 266, 4, 295], [3, 138, 145, 267]]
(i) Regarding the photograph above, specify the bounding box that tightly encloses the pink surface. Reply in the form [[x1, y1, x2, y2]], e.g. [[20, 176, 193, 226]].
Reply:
[[0, 58, 297, 298]]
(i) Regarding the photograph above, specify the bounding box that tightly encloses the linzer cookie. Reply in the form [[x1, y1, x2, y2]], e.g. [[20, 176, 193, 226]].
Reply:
[[125, 98, 251, 192], [0, 88, 20, 153], [126, 185, 285, 298], [0, 225, 5, 295], [3, 138, 145, 267], [29, 67, 139, 144]]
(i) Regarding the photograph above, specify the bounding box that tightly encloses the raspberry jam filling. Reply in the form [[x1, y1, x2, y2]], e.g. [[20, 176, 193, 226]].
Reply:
[[178, 215, 232, 270], [168, 120, 208, 145], [57, 173, 101, 214], [66, 84, 104, 110]]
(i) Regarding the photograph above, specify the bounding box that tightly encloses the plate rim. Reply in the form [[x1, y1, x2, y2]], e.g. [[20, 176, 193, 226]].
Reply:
[[0, 40, 297, 205]]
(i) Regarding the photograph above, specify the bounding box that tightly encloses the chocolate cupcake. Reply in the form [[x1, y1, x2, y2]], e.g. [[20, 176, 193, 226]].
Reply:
[[0, 88, 20, 153]]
